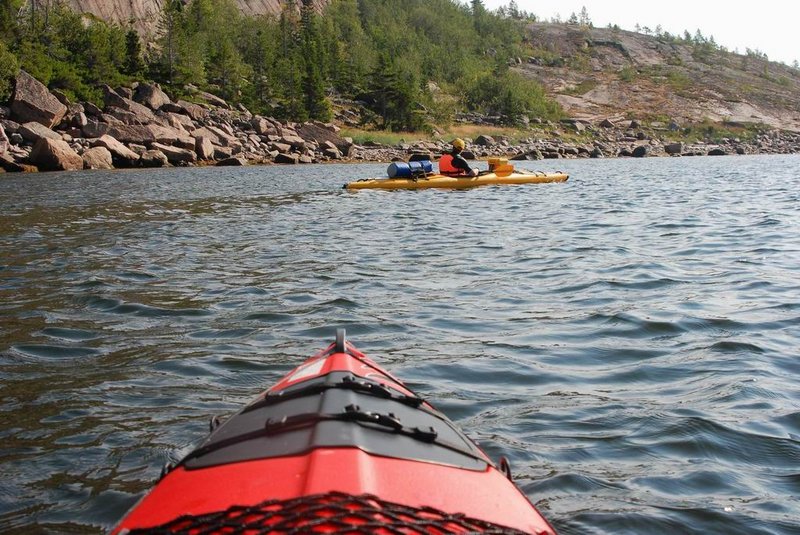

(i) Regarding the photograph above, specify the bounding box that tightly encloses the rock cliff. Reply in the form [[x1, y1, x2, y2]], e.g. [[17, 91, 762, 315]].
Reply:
[[518, 23, 800, 132], [63, 0, 329, 35]]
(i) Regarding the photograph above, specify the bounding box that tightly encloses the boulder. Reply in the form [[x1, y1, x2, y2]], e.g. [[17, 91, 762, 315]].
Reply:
[[295, 122, 351, 155], [70, 112, 88, 129], [115, 86, 134, 99], [274, 152, 299, 164], [102, 85, 160, 125], [511, 150, 540, 160], [82, 146, 114, 169], [474, 134, 495, 146], [139, 149, 169, 168], [160, 111, 195, 133], [51, 89, 70, 106], [195, 90, 229, 108], [203, 125, 237, 147], [270, 142, 291, 153], [1, 119, 20, 134], [82, 119, 111, 138], [216, 156, 247, 166], [215, 122, 235, 136], [84, 102, 103, 117], [322, 147, 341, 159], [134, 83, 171, 111], [107, 106, 145, 125], [93, 134, 140, 167], [19, 121, 61, 143], [251, 117, 278, 136], [708, 148, 727, 156], [195, 136, 215, 160], [664, 142, 684, 155], [174, 136, 197, 151], [214, 146, 234, 160], [30, 138, 83, 171], [106, 125, 157, 145], [0, 153, 28, 172], [162, 100, 207, 121], [150, 142, 197, 164], [147, 124, 186, 145], [192, 126, 222, 146], [10, 70, 67, 128], [0, 123, 8, 155], [632, 145, 649, 157], [101, 113, 125, 126], [599, 118, 616, 128]]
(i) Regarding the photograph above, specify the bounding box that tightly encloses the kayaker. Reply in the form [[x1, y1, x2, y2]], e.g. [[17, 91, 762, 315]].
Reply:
[[439, 138, 480, 176]]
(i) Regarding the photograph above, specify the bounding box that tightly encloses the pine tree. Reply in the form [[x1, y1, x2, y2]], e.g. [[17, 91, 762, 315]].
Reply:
[[277, 0, 306, 120], [299, 0, 331, 121], [471, 0, 487, 35], [124, 27, 144, 77], [158, 0, 183, 86]]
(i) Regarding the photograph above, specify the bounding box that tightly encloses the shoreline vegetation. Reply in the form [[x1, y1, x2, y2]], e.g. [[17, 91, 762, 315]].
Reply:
[[2, 70, 799, 175], [1, 0, 799, 174]]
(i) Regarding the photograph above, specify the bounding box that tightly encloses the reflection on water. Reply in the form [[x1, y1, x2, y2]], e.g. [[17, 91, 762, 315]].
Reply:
[[1, 156, 799, 534]]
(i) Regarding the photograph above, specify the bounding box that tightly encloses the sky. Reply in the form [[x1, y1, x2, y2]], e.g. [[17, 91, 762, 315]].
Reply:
[[481, 0, 800, 66]]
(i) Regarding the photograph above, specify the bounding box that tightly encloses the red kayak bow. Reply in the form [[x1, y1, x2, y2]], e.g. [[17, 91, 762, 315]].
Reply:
[[114, 330, 556, 534]]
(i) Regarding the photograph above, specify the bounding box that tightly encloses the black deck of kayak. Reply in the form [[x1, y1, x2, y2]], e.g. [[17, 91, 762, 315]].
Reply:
[[181, 370, 489, 472]]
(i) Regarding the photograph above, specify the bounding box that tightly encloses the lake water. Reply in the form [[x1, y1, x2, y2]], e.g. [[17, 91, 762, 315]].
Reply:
[[1, 155, 799, 534]]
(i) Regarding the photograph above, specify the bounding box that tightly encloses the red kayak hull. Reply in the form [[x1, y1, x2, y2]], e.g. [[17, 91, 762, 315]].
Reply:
[[114, 334, 556, 534]]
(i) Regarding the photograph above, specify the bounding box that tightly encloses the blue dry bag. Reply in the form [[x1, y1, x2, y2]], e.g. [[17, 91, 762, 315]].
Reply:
[[387, 160, 433, 178]]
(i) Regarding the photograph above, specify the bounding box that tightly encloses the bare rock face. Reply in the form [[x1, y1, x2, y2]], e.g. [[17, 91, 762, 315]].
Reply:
[[30, 138, 83, 171], [10, 71, 68, 128], [64, 1, 330, 36]]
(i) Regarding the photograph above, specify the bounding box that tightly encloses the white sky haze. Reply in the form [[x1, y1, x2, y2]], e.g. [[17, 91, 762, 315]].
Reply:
[[480, 1, 800, 66]]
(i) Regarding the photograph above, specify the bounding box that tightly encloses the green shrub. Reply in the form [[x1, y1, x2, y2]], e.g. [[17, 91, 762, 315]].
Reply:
[[618, 66, 637, 82], [465, 67, 562, 124]]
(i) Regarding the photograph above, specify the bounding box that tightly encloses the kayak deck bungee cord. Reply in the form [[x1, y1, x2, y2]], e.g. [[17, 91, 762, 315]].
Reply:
[[114, 330, 557, 534]]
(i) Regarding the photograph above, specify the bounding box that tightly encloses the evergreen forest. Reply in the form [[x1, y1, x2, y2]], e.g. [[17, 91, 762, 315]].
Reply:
[[0, 0, 563, 131]]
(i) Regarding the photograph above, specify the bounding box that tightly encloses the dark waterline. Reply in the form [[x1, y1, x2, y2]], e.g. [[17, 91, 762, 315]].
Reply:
[[1, 155, 799, 534]]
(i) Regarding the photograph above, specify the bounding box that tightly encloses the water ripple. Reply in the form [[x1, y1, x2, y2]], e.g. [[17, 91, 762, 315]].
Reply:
[[1, 157, 799, 534]]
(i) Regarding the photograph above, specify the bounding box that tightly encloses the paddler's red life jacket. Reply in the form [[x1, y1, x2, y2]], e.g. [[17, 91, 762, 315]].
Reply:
[[438, 154, 464, 176]]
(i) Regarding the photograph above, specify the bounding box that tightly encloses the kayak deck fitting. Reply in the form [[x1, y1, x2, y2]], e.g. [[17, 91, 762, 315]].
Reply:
[[114, 330, 557, 534]]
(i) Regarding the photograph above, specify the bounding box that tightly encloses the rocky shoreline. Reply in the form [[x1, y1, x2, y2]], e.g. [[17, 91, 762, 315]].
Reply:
[[2, 70, 799, 175]]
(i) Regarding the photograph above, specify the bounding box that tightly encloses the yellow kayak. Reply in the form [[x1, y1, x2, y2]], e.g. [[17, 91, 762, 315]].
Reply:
[[344, 170, 569, 190]]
